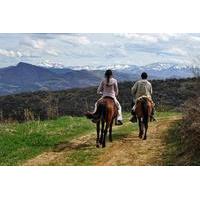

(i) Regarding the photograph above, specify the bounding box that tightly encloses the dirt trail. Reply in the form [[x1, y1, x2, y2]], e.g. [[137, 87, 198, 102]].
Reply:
[[95, 116, 180, 166], [24, 115, 181, 166]]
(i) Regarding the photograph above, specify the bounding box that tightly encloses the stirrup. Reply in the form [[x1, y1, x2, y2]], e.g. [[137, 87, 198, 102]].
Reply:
[[115, 120, 123, 126], [129, 116, 137, 123], [85, 111, 93, 119]]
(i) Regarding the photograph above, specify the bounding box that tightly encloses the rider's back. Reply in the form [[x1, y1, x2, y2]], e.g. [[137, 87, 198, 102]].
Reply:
[[97, 78, 118, 98], [132, 79, 152, 99]]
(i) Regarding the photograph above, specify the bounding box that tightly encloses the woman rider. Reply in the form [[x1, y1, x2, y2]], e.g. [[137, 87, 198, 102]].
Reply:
[[86, 69, 123, 125]]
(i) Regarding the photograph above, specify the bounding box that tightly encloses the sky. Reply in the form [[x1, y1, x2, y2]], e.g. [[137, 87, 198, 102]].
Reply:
[[0, 33, 200, 69]]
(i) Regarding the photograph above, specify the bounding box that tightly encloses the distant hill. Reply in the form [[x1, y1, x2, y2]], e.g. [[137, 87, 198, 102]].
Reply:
[[0, 62, 195, 96], [0, 77, 198, 122], [0, 62, 101, 96]]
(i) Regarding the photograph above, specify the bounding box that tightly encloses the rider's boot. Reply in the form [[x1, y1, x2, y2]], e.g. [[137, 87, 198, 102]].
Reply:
[[115, 120, 123, 126], [129, 110, 137, 123], [150, 107, 157, 122]]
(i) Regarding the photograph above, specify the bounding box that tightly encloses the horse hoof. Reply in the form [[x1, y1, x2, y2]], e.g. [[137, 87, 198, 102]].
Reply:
[[138, 134, 142, 139], [143, 137, 147, 140], [96, 144, 100, 148], [99, 138, 103, 144]]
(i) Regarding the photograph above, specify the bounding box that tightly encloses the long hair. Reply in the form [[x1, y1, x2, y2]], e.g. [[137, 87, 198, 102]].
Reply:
[[105, 69, 113, 86]]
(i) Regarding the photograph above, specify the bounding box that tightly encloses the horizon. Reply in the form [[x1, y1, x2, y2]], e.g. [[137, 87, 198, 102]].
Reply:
[[0, 61, 193, 71], [0, 33, 200, 69]]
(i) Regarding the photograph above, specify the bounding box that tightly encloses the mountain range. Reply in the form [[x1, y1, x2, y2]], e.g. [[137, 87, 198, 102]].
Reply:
[[0, 62, 194, 96]]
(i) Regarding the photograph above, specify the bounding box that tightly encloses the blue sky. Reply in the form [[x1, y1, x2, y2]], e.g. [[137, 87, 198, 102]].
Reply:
[[0, 33, 200, 69]]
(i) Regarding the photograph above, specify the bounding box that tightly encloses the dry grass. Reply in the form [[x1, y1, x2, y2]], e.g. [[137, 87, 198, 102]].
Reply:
[[179, 97, 200, 164]]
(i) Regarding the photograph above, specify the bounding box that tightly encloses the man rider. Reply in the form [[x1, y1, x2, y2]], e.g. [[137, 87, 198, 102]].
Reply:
[[130, 72, 156, 123]]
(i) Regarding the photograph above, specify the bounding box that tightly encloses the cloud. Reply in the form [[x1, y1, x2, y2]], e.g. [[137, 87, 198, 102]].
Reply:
[[188, 35, 200, 42], [122, 33, 159, 43], [164, 47, 188, 56], [46, 49, 59, 56], [60, 35, 90, 45], [21, 38, 45, 49], [117, 33, 180, 44], [0, 49, 22, 58], [0, 33, 199, 68]]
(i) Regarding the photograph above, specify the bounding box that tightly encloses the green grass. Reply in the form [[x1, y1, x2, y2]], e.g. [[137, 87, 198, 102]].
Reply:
[[155, 111, 182, 118], [66, 117, 139, 166], [64, 111, 182, 166], [0, 111, 181, 166], [0, 116, 95, 165], [162, 121, 183, 165]]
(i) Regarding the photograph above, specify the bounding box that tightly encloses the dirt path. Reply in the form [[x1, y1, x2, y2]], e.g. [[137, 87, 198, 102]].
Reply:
[[24, 115, 181, 166], [95, 116, 180, 166]]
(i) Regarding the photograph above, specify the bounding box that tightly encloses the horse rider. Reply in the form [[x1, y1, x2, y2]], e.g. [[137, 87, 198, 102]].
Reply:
[[130, 72, 156, 123], [85, 69, 123, 125]]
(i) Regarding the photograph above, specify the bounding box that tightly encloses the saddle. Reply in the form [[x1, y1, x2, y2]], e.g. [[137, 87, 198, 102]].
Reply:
[[103, 96, 115, 101], [100, 96, 118, 110], [136, 95, 155, 106]]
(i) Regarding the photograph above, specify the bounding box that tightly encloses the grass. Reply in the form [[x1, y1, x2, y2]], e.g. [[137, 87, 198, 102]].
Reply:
[[60, 111, 181, 166], [0, 111, 181, 166], [0, 116, 95, 165], [65, 117, 139, 166], [162, 121, 183, 165]]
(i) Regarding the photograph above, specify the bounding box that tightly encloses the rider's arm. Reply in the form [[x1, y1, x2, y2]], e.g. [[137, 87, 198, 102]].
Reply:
[[131, 82, 138, 96], [149, 83, 153, 95], [97, 81, 103, 94], [114, 80, 119, 97]]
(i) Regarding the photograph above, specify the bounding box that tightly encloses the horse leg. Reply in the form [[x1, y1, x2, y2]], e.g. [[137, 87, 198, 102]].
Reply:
[[143, 119, 148, 140], [109, 119, 114, 142], [99, 120, 104, 145], [96, 121, 100, 148], [102, 123, 109, 148], [138, 118, 143, 138]]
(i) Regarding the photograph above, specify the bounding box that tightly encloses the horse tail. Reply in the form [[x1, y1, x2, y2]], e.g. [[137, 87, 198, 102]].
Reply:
[[141, 98, 148, 124], [96, 103, 106, 121]]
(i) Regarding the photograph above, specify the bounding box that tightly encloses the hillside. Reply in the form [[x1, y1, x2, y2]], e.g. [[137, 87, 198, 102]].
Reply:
[[0, 77, 198, 122], [0, 62, 195, 96]]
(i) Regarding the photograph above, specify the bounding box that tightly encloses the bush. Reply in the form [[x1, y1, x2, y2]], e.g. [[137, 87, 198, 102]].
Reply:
[[0, 77, 198, 122], [179, 97, 200, 162]]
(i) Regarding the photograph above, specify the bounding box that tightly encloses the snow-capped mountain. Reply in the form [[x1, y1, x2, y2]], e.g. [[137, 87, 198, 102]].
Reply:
[[0, 62, 195, 96], [38, 61, 65, 69], [39, 61, 194, 79]]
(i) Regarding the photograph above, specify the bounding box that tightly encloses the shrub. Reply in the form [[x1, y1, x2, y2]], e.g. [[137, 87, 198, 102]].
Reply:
[[179, 97, 200, 161]]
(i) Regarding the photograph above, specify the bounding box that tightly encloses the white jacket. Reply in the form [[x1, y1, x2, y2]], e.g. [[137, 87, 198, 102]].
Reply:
[[131, 79, 152, 99], [97, 78, 119, 98]]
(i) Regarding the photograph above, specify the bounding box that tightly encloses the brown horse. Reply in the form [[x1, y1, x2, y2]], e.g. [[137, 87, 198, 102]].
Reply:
[[135, 97, 153, 140], [95, 97, 118, 148]]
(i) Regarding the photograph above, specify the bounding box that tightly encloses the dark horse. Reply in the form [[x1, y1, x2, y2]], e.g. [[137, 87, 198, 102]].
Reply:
[[95, 97, 117, 148], [135, 97, 153, 140]]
